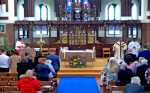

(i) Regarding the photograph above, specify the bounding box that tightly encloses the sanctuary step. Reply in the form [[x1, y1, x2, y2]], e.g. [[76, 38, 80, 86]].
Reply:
[[57, 72, 101, 79]]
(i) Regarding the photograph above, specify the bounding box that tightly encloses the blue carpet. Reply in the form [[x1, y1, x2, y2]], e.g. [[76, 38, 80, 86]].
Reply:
[[56, 76, 100, 93]]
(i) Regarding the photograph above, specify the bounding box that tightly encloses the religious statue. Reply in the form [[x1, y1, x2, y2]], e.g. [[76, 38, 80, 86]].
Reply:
[[113, 40, 127, 59]]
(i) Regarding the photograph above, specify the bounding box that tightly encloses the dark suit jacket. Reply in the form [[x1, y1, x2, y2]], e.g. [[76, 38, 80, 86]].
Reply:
[[136, 64, 149, 85], [35, 64, 50, 81], [117, 68, 133, 86]]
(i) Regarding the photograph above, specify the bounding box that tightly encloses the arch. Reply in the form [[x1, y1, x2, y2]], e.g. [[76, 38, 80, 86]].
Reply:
[[35, 5, 40, 20], [132, 4, 138, 20], [0, 4, 7, 16], [41, 4, 48, 20], [18, 3, 24, 20], [115, 5, 120, 20], [108, 4, 115, 20], [106, 3, 120, 20], [35, 4, 48, 20]]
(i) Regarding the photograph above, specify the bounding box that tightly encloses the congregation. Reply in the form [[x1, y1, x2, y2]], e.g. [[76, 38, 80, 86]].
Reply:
[[0, 38, 150, 93], [101, 40, 150, 93], [0, 40, 60, 93]]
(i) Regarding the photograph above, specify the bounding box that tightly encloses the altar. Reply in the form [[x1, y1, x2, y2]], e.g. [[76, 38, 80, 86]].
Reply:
[[60, 47, 96, 62]]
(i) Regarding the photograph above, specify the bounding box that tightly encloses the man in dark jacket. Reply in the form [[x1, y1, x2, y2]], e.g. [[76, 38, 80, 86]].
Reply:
[[117, 64, 133, 86], [35, 57, 50, 81], [46, 50, 60, 73]]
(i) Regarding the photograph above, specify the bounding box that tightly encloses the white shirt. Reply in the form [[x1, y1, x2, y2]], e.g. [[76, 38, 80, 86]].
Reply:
[[0, 54, 10, 68]]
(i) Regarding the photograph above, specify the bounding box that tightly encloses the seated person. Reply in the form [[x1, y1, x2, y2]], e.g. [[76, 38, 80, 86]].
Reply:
[[100, 57, 119, 85], [124, 76, 144, 93], [17, 70, 41, 93], [35, 56, 51, 81], [46, 50, 60, 72]]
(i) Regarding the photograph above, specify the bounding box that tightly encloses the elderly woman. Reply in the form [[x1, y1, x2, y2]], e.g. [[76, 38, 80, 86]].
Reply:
[[17, 70, 41, 93], [124, 76, 144, 93], [101, 57, 119, 85]]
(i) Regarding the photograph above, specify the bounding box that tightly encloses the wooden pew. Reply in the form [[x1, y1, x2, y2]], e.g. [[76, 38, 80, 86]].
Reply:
[[0, 73, 57, 93], [110, 86, 124, 93], [0, 73, 18, 92]]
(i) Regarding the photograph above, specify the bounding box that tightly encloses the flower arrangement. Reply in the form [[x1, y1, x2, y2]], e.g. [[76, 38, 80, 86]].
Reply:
[[69, 56, 86, 68]]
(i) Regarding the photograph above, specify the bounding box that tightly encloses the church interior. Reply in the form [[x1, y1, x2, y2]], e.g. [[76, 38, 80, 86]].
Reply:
[[0, 0, 150, 93]]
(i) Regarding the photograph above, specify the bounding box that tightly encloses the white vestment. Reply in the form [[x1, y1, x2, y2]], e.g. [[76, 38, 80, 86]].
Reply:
[[113, 41, 127, 59], [128, 41, 141, 56]]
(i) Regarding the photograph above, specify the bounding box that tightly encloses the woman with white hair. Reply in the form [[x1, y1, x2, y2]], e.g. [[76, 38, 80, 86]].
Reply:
[[17, 70, 41, 93], [101, 57, 119, 83], [124, 76, 144, 93]]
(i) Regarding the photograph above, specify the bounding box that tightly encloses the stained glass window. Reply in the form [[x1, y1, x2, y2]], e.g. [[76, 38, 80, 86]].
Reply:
[[66, 0, 73, 20], [65, 0, 90, 21]]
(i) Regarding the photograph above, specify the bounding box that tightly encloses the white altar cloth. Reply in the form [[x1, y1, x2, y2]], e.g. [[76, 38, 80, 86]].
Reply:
[[60, 47, 95, 62]]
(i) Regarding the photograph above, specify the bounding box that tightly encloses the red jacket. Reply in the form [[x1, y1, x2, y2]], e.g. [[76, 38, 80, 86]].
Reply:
[[17, 77, 41, 93]]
